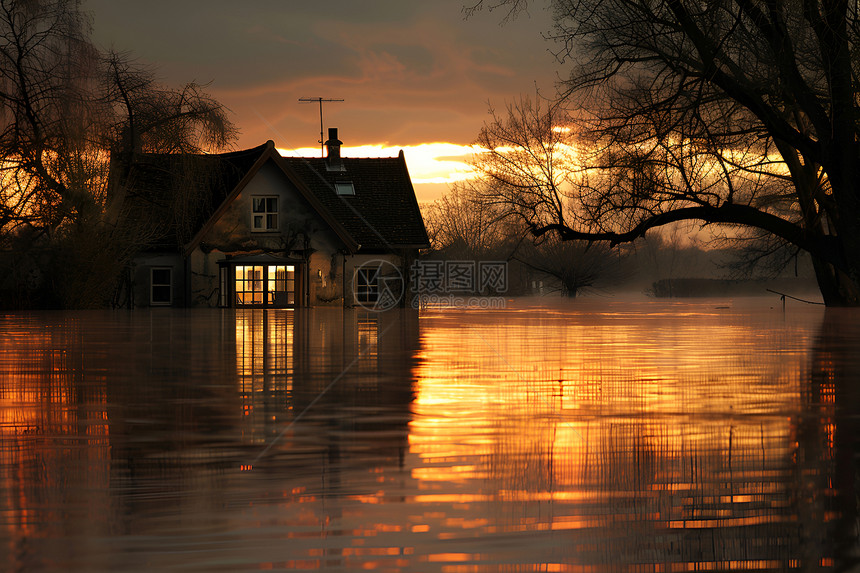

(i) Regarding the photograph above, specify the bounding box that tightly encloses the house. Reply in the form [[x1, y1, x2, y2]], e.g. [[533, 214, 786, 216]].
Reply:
[[116, 128, 429, 309]]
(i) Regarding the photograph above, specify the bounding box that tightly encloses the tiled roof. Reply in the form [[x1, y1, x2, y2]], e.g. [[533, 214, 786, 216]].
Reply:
[[279, 155, 429, 250], [116, 144, 268, 250], [117, 142, 429, 252]]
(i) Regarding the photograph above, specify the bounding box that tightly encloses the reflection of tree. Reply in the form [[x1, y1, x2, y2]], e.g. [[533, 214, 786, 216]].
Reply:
[[0, 316, 111, 565], [436, 312, 853, 569], [0, 313, 244, 566], [807, 310, 860, 570]]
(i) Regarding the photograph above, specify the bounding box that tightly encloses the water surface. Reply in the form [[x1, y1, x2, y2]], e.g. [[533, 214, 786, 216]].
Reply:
[[1, 298, 859, 571]]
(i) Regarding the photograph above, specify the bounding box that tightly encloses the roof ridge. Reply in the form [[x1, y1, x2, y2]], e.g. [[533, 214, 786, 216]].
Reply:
[[134, 142, 271, 161]]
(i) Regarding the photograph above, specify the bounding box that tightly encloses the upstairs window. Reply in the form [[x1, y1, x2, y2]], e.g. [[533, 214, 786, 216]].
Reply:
[[335, 182, 355, 196], [252, 196, 278, 231]]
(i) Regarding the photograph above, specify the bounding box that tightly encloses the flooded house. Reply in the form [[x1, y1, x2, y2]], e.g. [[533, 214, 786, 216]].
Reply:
[[114, 129, 429, 309]]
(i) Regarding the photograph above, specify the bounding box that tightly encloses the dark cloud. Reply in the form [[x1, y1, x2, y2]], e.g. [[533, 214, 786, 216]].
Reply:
[[84, 0, 559, 148]]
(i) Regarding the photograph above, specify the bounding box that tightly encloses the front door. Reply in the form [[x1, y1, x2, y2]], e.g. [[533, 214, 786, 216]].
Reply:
[[234, 264, 297, 308]]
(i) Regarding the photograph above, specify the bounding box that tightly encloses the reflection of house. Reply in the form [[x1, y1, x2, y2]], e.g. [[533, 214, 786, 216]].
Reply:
[[116, 129, 429, 308], [233, 308, 418, 452]]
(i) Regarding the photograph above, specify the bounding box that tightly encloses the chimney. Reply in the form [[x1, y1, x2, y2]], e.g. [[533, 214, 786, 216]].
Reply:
[[325, 127, 344, 171]]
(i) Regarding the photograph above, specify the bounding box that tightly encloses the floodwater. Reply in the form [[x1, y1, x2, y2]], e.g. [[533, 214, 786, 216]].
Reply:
[[1, 298, 859, 572]]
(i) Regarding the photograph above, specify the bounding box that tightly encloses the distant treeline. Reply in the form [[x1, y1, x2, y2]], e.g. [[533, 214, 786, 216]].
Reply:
[[649, 278, 819, 299]]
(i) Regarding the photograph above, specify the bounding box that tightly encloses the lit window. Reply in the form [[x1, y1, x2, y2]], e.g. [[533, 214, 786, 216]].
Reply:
[[233, 265, 297, 307], [151, 267, 172, 305], [235, 265, 264, 306], [335, 182, 355, 196], [355, 266, 379, 303], [252, 196, 278, 231]]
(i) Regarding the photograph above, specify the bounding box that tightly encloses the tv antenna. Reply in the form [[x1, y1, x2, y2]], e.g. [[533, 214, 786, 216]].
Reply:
[[298, 97, 344, 157]]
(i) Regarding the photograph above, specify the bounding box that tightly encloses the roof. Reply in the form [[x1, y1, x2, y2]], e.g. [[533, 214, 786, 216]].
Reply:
[[116, 141, 429, 253], [112, 143, 269, 250], [279, 153, 430, 250], [217, 252, 305, 266]]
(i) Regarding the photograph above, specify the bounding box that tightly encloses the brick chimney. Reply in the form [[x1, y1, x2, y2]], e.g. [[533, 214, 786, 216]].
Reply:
[[325, 127, 344, 171]]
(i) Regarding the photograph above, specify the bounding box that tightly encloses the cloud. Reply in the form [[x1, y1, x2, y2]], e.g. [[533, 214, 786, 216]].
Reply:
[[84, 0, 558, 193]]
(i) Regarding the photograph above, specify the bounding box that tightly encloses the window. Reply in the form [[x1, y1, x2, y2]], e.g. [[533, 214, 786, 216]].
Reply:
[[234, 265, 296, 307], [151, 267, 172, 305], [355, 266, 379, 304], [235, 266, 264, 305], [335, 182, 355, 196], [252, 196, 278, 231], [271, 266, 296, 306]]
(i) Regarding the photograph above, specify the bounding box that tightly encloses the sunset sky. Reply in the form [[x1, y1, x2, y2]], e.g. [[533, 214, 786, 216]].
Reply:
[[83, 1, 562, 201]]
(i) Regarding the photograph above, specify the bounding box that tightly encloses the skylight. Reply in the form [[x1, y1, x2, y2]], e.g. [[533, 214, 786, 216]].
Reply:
[[335, 181, 355, 196]]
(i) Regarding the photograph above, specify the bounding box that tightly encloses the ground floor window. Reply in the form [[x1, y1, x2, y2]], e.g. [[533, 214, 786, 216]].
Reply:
[[150, 267, 172, 305], [224, 264, 297, 308], [355, 266, 379, 304]]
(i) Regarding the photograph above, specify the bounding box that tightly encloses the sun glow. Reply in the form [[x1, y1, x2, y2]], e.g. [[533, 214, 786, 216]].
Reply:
[[278, 143, 481, 201], [275, 125, 590, 203]]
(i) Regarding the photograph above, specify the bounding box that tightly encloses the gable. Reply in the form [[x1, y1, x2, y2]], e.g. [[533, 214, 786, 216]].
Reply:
[[117, 140, 428, 256], [195, 158, 352, 254]]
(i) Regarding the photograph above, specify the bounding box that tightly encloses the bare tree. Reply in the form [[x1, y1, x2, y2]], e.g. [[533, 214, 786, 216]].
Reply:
[[470, 0, 860, 306], [430, 95, 627, 295], [472, 96, 587, 236], [423, 182, 512, 259], [512, 234, 628, 296], [0, 0, 236, 307], [0, 0, 102, 242]]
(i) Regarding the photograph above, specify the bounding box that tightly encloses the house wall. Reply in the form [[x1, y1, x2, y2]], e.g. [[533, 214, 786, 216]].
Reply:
[[131, 253, 185, 308], [307, 250, 343, 305], [188, 160, 350, 308], [187, 249, 224, 307], [342, 253, 408, 308]]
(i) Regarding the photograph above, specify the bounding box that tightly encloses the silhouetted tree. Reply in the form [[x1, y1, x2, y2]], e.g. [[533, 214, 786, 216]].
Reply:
[[469, 0, 860, 306], [427, 96, 627, 296], [0, 0, 236, 307], [512, 234, 628, 296], [423, 183, 513, 259], [465, 95, 628, 294]]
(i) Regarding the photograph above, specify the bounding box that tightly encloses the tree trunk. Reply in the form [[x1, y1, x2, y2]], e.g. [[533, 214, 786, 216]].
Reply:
[[810, 256, 860, 306], [817, 153, 860, 306]]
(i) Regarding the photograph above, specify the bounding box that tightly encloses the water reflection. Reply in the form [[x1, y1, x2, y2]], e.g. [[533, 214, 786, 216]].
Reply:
[[407, 303, 854, 571], [0, 301, 858, 571]]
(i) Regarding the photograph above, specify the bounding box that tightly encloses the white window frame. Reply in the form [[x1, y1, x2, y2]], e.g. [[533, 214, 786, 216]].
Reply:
[[150, 267, 172, 306], [355, 266, 379, 304], [251, 196, 279, 232]]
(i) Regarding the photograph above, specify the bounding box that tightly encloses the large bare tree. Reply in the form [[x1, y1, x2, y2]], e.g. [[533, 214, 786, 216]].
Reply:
[[459, 95, 629, 295], [0, 0, 236, 307], [468, 0, 860, 306]]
